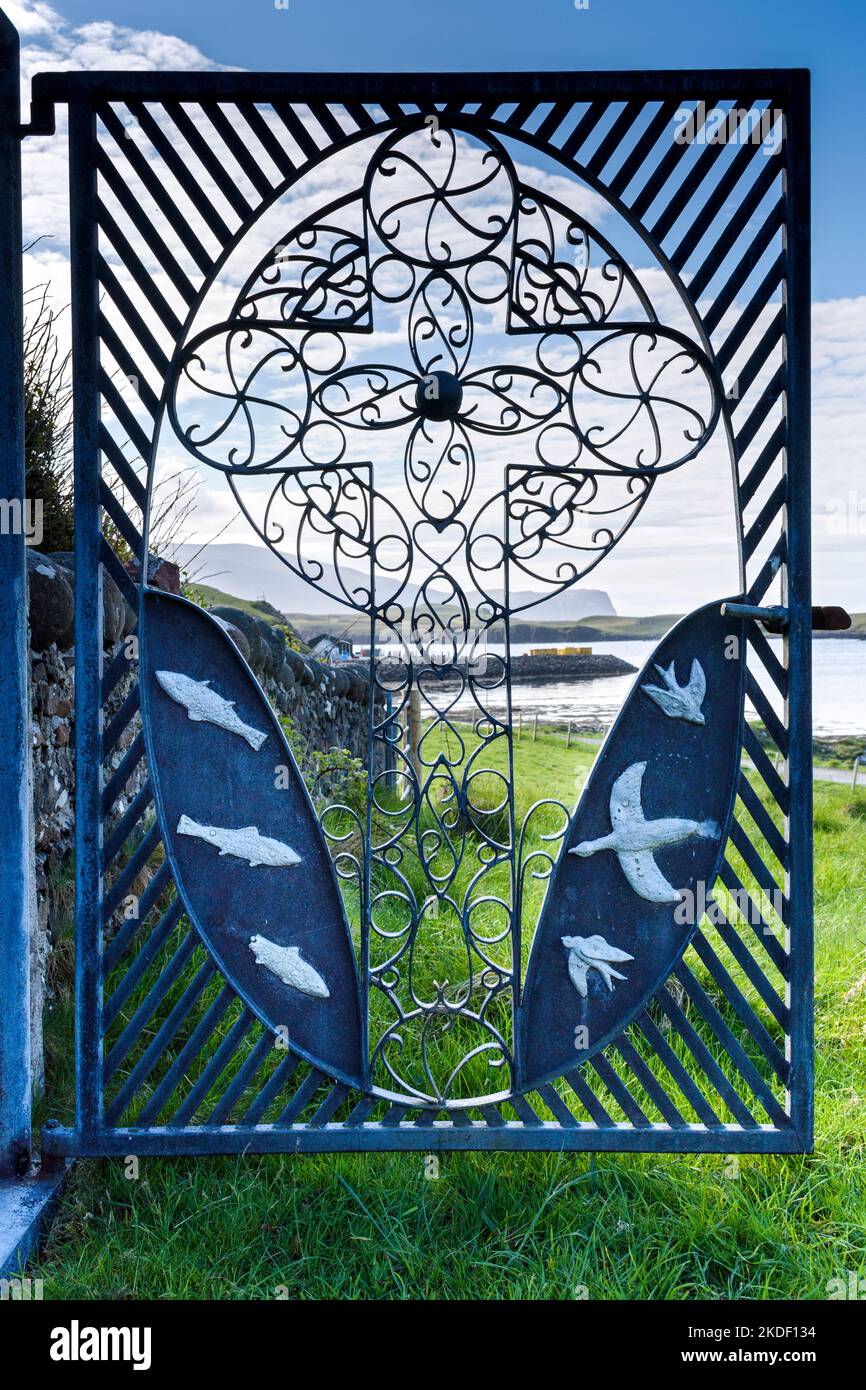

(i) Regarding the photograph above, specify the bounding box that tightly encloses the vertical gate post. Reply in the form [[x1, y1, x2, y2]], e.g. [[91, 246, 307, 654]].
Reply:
[[0, 13, 32, 1178], [0, 11, 31, 1176], [783, 72, 813, 1147]]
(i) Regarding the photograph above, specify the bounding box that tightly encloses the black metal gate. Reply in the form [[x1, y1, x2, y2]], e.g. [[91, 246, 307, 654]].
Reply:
[[2, 48, 812, 1160]]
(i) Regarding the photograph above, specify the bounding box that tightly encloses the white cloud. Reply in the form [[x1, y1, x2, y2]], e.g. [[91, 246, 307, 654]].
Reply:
[[11, 0, 865, 618], [3, 1, 59, 39]]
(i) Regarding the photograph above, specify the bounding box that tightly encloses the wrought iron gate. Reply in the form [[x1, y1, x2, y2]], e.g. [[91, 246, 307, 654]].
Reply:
[[5, 55, 812, 1158]]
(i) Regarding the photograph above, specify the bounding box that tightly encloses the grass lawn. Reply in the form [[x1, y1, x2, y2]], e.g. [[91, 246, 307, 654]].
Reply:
[[29, 728, 866, 1300]]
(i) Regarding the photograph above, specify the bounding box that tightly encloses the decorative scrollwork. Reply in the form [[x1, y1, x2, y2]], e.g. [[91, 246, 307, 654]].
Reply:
[[366, 123, 517, 268], [509, 191, 654, 331], [568, 326, 721, 473], [162, 113, 724, 1105]]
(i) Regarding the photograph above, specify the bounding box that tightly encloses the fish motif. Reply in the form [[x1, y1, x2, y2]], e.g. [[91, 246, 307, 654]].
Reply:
[[641, 658, 706, 725], [249, 935, 330, 999], [155, 669, 268, 751], [561, 934, 634, 997], [569, 760, 719, 904], [177, 815, 302, 868]]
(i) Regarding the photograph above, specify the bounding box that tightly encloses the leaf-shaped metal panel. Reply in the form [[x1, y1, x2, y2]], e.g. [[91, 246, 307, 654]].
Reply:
[[517, 599, 747, 1092], [140, 590, 364, 1088]]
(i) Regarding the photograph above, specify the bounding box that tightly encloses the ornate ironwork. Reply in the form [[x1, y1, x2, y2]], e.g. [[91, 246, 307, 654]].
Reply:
[[161, 116, 723, 1105], [11, 64, 812, 1157]]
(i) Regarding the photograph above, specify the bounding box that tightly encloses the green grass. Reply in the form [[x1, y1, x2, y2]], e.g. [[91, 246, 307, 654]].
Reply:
[[28, 730, 866, 1300]]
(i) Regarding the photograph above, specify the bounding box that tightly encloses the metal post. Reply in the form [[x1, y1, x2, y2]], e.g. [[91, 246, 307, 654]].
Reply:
[[566, 720, 572, 749], [384, 689, 395, 793], [852, 756, 861, 792], [0, 13, 32, 1178], [517, 709, 522, 741], [532, 712, 538, 742], [783, 72, 813, 1149], [408, 686, 422, 791], [68, 100, 105, 1142]]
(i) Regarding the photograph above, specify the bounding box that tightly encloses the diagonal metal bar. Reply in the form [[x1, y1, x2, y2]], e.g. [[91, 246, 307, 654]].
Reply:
[[689, 929, 789, 1081], [564, 1069, 616, 1126], [103, 861, 173, 974], [166, 1006, 257, 1127], [633, 1011, 723, 1126], [736, 771, 787, 866], [105, 957, 218, 1120], [746, 622, 788, 699], [705, 905, 789, 1030], [653, 984, 758, 1126], [206, 1032, 275, 1124], [673, 962, 789, 1126], [614, 1037, 687, 1126], [590, 1053, 651, 1126], [717, 858, 789, 977], [240, 1053, 301, 1124], [102, 780, 154, 871], [97, 102, 214, 275], [136, 987, 239, 1125], [103, 896, 183, 1029]]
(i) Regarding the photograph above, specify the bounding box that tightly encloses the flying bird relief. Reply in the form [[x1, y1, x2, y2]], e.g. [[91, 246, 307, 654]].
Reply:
[[569, 760, 719, 904], [155, 669, 268, 750], [177, 815, 302, 868], [518, 601, 747, 1091], [249, 935, 330, 1000], [561, 934, 634, 998], [641, 657, 707, 725]]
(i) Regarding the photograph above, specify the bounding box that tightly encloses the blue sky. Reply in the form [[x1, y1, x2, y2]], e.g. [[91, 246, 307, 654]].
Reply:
[[46, 0, 866, 302], [9, 0, 866, 613]]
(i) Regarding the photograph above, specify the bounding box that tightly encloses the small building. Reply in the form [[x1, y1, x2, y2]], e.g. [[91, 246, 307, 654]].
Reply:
[[309, 633, 353, 662]]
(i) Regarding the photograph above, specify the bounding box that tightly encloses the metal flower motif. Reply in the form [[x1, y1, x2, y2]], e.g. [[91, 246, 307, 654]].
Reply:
[[310, 264, 569, 526]]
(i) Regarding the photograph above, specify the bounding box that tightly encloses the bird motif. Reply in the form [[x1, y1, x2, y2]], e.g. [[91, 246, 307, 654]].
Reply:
[[569, 760, 719, 903], [641, 657, 706, 725], [561, 934, 634, 997]]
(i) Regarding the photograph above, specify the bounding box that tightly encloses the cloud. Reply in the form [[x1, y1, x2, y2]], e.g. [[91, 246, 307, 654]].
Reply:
[[3, 1, 59, 39], [11, 0, 865, 617]]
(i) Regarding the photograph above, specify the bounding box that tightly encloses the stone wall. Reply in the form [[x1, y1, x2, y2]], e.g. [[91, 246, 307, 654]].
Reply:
[[26, 556, 379, 1092]]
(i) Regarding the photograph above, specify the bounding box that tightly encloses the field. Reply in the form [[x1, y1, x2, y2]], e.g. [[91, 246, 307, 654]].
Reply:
[[29, 728, 866, 1300]]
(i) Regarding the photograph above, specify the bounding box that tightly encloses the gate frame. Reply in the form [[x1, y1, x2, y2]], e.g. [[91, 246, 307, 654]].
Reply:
[[1, 49, 813, 1161]]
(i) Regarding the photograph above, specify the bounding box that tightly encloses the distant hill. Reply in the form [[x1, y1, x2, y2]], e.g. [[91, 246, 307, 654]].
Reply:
[[186, 582, 293, 629], [174, 542, 616, 622], [283, 612, 683, 643], [573, 614, 683, 639]]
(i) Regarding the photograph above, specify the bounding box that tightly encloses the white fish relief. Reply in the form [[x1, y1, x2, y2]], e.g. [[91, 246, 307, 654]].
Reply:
[[177, 815, 302, 868], [561, 934, 634, 997], [641, 658, 706, 725], [155, 670, 268, 751], [249, 935, 330, 999], [569, 760, 719, 904]]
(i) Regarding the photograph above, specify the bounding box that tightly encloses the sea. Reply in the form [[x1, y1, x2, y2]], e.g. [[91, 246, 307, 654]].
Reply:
[[446, 637, 865, 739]]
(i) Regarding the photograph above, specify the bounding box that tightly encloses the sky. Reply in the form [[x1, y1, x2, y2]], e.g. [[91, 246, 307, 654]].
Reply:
[[6, 0, 866, 616]]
